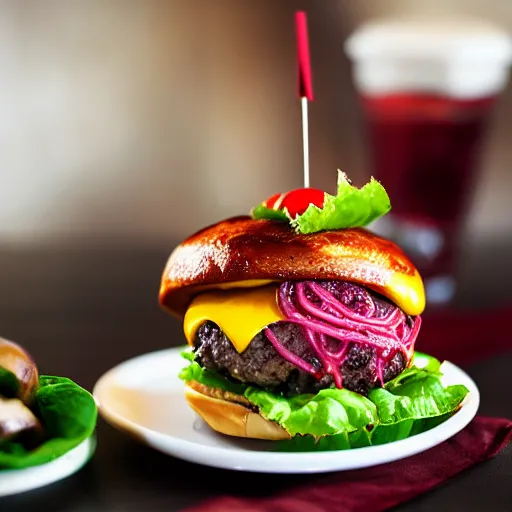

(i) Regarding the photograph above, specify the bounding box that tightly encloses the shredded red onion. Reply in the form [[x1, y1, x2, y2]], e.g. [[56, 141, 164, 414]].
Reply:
[[295, 283, 404, 343], [264, 280, 422, 390], [264, 327, 321, 377]]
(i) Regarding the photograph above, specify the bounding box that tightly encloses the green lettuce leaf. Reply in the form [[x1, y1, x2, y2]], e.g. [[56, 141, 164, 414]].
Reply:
[[384, 351, 443, 392], [370, 377, 468, 427], [179, 351, 469, 451], [251, 204, 290, 222], [179, 352, 246, 395], [245, 387, 378, 438], [0, 375, 97, 469], [291, 171, 391, 234], [280, 413, 453, 451]]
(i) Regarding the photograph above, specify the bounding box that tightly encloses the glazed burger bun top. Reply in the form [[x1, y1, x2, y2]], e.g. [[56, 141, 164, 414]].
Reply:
[[159, 216, 425, 318]]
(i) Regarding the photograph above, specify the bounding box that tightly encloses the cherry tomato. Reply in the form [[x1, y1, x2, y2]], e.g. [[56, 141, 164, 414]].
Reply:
[[280, 188, 325, 217], [263, 193, 284, 210], [262, 188, 325, 218]]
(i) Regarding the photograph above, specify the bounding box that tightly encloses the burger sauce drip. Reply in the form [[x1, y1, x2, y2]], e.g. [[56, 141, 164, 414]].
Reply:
[[266, 281, 421, 389]]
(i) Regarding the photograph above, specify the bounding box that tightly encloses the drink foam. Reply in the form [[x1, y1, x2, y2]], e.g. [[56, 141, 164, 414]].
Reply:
[[345, 18, 512, 98]]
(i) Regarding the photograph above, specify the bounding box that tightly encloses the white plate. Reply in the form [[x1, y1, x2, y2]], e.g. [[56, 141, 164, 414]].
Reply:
[[93, 347, 479, 474], [0, 436, 96, 497]]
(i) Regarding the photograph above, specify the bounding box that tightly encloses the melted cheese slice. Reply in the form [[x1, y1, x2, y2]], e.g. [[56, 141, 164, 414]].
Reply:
[[387, 271, 425, 317], [184, 285, 285, 353]]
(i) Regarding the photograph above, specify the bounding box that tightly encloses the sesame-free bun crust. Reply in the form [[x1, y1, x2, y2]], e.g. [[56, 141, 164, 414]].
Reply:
[[159, 216, 424, 317], [184, 383, 290, 441]]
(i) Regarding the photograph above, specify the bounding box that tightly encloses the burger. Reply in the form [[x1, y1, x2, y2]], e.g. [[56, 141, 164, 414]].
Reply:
[[159, 172, 469, 449]]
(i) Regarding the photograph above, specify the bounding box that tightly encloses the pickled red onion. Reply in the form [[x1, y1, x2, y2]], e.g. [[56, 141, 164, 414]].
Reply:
[[264, 281, 421, 390]]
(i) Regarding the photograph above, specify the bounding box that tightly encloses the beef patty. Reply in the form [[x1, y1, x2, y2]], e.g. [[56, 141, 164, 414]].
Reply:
[[193, 321, 406, 396]]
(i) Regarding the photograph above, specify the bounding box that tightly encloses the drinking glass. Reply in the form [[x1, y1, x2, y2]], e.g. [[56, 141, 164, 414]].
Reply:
[[345, 18, 512, 304]]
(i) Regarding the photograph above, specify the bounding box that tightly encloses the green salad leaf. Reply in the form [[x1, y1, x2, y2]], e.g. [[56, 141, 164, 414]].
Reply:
[[179, 351, 469, 451], [245, 387, 378, 437], [291, 171, 391, 234], [251, 204, 290, 222], [179, 357, 245, 395], [0, 375, 97, 469]]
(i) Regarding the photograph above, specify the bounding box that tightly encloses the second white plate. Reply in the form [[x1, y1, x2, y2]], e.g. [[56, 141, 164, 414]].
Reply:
[[0, 436, 96, 497], [93, 347, 479, 474]]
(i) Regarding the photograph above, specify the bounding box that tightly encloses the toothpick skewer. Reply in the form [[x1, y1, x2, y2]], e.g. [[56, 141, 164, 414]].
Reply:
[[295, 12, 314, 189], [301, 96, 310, 188]]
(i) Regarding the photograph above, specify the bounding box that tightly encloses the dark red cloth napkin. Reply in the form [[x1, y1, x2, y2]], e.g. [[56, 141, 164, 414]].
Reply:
[[185, 416, 512, 512]]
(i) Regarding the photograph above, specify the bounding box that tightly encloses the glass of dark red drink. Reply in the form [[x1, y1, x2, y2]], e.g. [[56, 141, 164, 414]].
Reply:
[[346, 18, 512, 305]]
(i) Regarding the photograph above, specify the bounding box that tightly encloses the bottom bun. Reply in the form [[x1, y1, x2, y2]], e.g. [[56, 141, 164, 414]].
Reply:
[[184, 383, 290, 441]]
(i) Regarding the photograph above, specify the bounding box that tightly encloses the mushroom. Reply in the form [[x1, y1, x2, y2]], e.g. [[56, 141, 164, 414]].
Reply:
[[0, 396, 42, 443], [0, 338, 39, 406]]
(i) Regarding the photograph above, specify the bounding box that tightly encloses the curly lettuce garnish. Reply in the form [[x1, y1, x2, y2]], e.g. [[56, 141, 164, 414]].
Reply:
[[292, 171, 391, 234], [251, 171, 391, 234]]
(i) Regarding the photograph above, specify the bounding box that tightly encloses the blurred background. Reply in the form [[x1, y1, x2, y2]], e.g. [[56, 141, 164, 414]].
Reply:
[[1, 0, 511, 245], [0, 0, 511, 382]]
